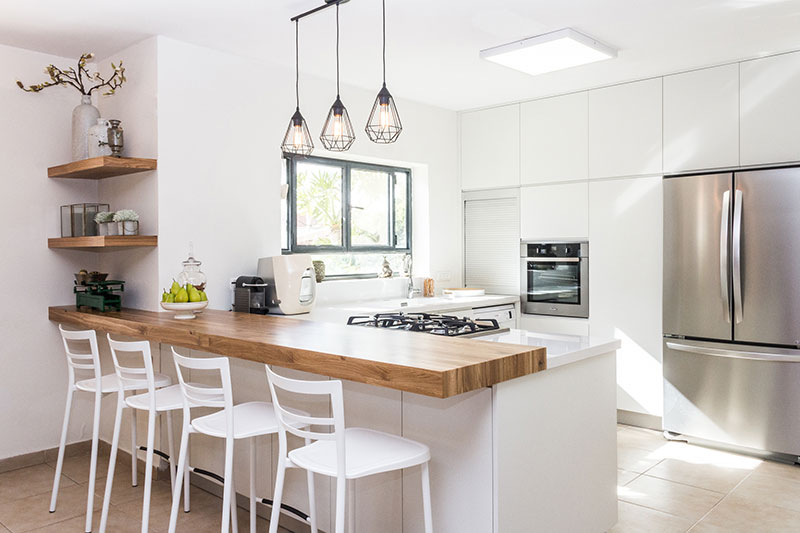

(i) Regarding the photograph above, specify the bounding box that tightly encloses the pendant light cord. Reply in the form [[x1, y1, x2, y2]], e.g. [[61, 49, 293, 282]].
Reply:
[[382, 0, 386, 84], [336, 2, 341, 97], [295, 20, 300, 109]]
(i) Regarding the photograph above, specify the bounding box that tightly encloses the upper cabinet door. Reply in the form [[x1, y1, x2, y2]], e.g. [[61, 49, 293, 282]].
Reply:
[[589, 78, 663, 179], [460, 104, 520, 191], [664, 64, 739, 173], [520, 92, 588, 185], [741, 52, 800, 166]]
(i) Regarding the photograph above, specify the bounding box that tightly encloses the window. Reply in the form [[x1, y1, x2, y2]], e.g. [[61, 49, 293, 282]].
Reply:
[[283, 156, 412, 278]]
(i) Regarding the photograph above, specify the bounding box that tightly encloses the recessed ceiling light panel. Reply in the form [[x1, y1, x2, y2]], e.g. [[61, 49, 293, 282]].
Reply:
[[480, 28, 617, 76]]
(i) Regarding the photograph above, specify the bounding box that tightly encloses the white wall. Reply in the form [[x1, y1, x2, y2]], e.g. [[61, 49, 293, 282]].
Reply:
[[157, 36, 460, 307], [0, 44, 100, 458]]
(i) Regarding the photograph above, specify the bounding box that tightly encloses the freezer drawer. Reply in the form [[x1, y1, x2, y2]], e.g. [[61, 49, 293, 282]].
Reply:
[[663, 338, 800, 455]]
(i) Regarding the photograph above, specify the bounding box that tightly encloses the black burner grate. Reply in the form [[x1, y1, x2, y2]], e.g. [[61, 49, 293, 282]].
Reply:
[[347, 312, 500, 337]]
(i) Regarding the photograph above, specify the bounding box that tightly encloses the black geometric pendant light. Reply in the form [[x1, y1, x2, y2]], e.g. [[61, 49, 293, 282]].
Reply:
[[281, 20, 314, 156], [365, 0, 402, 143], [320, 2, 356, 151]]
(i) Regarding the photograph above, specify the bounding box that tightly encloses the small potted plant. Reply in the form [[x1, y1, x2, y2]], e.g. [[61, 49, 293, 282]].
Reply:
[[94, 211, 115, 235], [113, 209, 139, 236]]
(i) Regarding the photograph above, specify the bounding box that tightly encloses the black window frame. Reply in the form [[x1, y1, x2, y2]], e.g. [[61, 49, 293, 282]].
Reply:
[[283, 155, 412, 274]]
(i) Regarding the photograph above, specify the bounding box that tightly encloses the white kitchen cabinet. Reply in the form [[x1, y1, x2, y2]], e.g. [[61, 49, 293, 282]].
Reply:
[[588, 176, 663, 417], [520, 92, 588, 184], [663, 64, 739, 172], [460, 104, 520, 190], [740, 51, 800, 165], [520, 182, 588, 241], [464, 191, 520, 295], [589, 78, 663, 179]]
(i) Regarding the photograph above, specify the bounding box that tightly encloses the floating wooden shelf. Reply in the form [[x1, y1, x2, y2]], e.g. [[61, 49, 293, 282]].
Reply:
[[48, 157, 157, 180], [48, 235, 158, 250]]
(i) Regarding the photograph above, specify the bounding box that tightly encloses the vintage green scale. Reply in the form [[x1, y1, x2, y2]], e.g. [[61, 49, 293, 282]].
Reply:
[[74, 280, 125, 311]]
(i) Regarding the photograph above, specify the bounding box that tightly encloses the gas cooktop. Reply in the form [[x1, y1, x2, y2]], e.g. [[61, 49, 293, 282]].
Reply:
[[346, 312, 505, 338]]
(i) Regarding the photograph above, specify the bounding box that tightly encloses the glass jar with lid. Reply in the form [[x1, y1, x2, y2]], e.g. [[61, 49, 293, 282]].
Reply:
[[176, 243, 206, 291]]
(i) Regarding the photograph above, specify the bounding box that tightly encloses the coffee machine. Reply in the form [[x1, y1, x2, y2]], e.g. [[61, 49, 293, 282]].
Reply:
[[232, 276, 269, 314]]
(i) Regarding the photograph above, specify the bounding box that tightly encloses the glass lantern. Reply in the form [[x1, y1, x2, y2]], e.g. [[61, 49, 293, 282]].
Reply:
[[60, 203, 110, 237], [176, 243, 207, 291]]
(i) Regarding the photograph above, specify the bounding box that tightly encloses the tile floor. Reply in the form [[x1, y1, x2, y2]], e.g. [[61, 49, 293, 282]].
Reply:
[[3, 427, 800, 531], [0, 448, 291, 532], [614, 424, 800, 532]]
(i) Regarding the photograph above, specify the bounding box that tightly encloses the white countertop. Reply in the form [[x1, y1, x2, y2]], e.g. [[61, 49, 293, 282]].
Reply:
[[476, 329, 621, 369], [298, 294, 519, 323]]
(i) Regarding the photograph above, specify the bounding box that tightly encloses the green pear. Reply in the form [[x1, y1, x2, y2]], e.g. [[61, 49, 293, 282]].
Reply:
[[175, 288, 189, 303], [198, 290, 207, 302], [170, 280, 181, 295], [161, 290, 169, 302], [188, 287, 202, 303], [166, 293, 176, 303]]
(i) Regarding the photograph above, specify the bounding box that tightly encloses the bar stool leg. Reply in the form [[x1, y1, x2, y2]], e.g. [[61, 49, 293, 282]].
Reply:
[[168, 424, 190, 533], [268, 456, 287, 533], [421, 462, 433, 533], [130, 406, 138, 487], [140, 408, 156, 533], [250, 438, 257, 533], [306, 437, 317, 533], [221, 436, 234, 533], [166, 411, 177, 489], [83, 389, 102, 532], [183, 435, 191, 513], [230, 467, 239, 533], [335, 476, 346, 533], [49, 385, 74, 513], [99, 394, 125, 533]]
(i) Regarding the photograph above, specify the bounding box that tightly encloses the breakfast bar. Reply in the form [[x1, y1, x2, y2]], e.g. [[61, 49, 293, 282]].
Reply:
[[49, 306, 619, 533]]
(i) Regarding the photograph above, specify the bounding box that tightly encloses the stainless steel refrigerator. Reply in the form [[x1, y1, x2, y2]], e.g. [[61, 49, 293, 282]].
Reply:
[[663, 167, 800, 456]]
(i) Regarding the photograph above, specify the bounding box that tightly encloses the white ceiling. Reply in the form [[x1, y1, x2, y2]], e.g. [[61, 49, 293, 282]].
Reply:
[[3, 0, 800, 110]]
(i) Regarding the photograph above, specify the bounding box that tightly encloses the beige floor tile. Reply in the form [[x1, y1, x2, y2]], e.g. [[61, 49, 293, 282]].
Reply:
[[728, 470, 800, 514], [0, 482, 100, 532], [112, 483, 224, 531], [178, 506, 293, 533], [92, 465, 173, 506], [45, 449, 111, 485], [0, 464, 76, 504], [753, 459, 800, 483], [617, 469, 639, 487], [618, 426, 669, 452], [691, 493, 800, 532], [619, 474, 724, 522], [26, 509, 142, 533], [617, 446, 662, 474], [611, 501, 693, 532], [645, 458, 754, 493]]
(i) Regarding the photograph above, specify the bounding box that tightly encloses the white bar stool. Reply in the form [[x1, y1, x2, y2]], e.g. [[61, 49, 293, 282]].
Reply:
[[168, 348, 315, 533], [266, 365, 433, 533], [99, 335, 182, 533], [50, 326, 169, 533]]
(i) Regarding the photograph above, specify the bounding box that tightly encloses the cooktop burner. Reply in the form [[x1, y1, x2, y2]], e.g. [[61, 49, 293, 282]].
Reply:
[[347, 312, 501, 337]]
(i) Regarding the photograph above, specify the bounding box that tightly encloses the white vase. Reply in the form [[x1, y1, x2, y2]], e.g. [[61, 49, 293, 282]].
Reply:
[[118, 220, 139, 235], [88, 118, 112, 158], [97, 222, 108, 236], [72, 95, 100, 161]]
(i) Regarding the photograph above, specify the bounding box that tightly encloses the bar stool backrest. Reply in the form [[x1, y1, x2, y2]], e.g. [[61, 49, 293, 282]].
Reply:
[[266, 365, 346, 474], [107, 335, 156, 398], [59, 325, 101, 381], [171, 348, 233, 411]]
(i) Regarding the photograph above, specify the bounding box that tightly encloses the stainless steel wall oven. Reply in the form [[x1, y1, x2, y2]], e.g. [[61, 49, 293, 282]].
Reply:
[[520, 241, 589, 318]]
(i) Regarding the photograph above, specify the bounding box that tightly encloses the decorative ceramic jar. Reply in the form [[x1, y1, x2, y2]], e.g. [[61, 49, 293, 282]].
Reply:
[[72, 95, 100, 160], [88, 118, 112, 158]]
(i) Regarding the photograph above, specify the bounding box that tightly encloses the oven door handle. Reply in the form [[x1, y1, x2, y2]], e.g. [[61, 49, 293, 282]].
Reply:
[[524, 257, 581, 263]]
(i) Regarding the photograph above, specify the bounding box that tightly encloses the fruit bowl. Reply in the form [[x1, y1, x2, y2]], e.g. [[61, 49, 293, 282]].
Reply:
[[160, 301, 208, 320]]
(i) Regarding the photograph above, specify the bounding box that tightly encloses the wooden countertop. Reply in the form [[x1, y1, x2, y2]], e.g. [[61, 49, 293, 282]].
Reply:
[[48, 306, 546, 398]]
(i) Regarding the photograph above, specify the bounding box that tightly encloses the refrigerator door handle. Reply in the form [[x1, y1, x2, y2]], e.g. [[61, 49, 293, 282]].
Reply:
[[720, 190, 731, 324], [666, 341, 800, 362], [732, 189, 744, 324]]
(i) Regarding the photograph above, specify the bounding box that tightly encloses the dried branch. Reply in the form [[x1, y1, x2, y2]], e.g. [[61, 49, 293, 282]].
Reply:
[[16, 52, 126, 96]]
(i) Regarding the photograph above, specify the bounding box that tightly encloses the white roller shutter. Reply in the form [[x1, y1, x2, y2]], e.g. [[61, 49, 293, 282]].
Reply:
[[464, 196, 519, 295]]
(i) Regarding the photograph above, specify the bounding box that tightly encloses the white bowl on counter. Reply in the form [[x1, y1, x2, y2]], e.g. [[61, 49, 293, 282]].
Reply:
[[160, 301, 208, 320]]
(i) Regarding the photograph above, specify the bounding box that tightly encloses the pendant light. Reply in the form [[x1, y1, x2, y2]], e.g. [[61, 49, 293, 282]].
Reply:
[[281, 20, 314, 156], [320, 2, 355, 152], [365, 0, 402, 143]]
